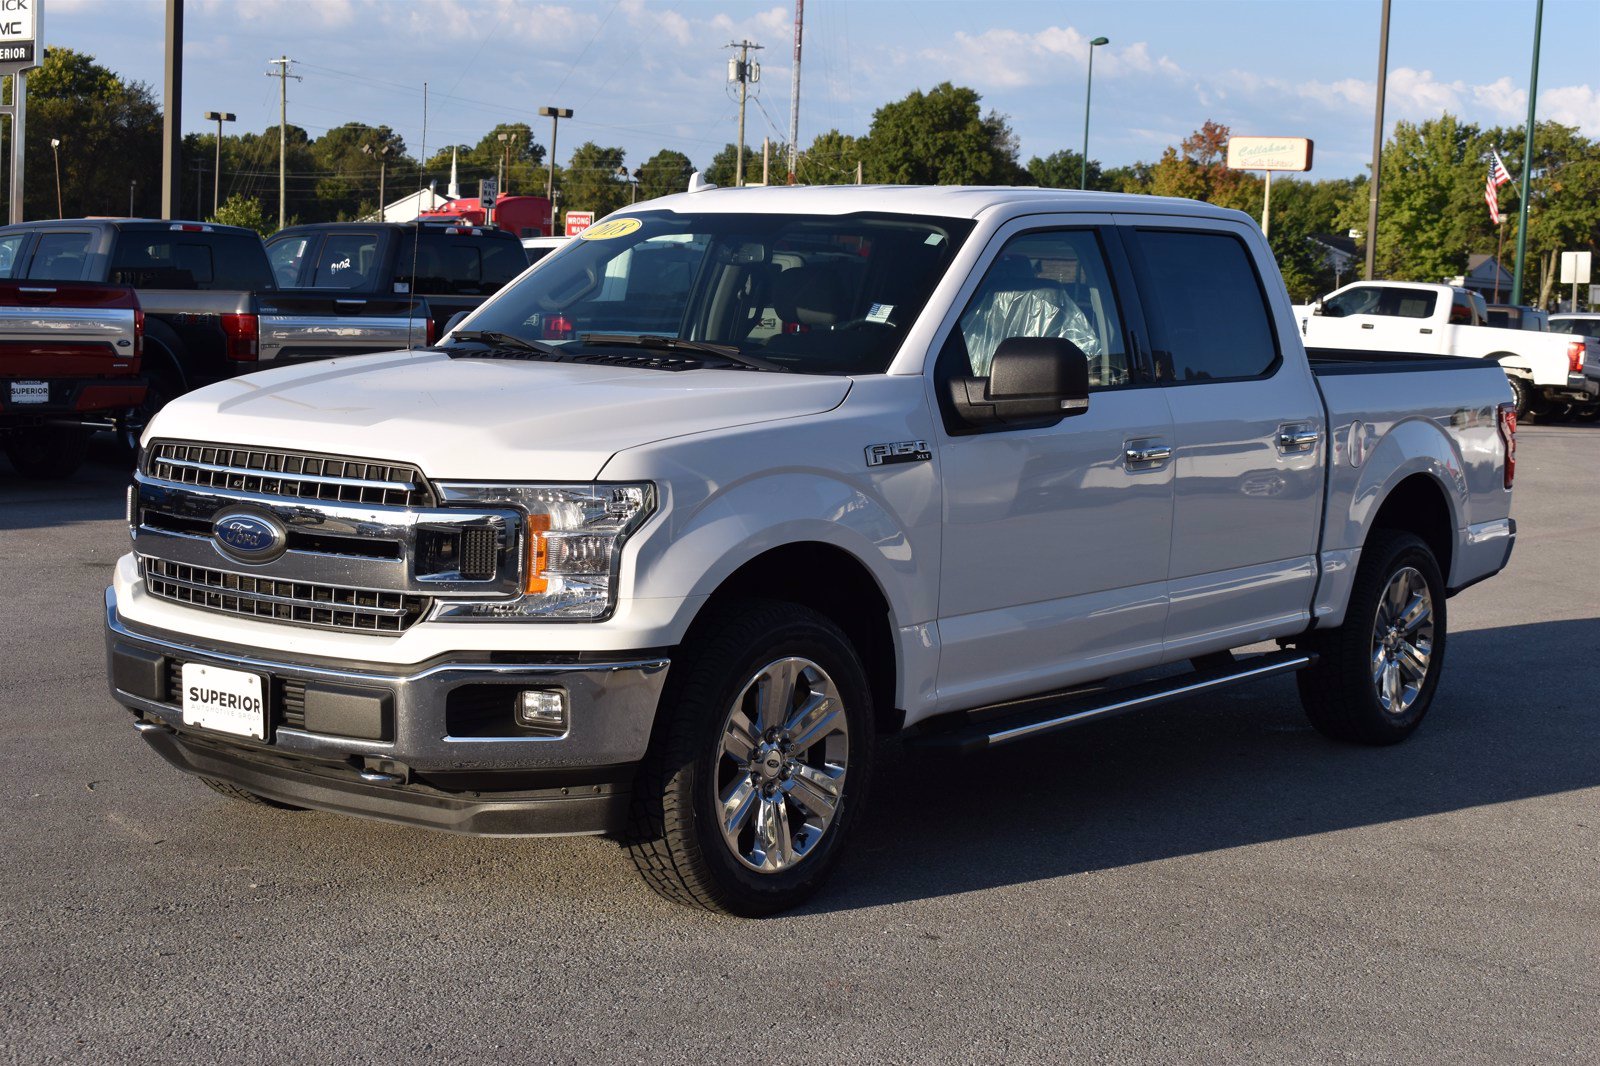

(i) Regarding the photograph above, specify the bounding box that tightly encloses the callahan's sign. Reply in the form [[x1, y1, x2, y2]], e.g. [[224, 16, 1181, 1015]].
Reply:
[[0, 0, 37, 65], [1225, 136, 1314, 172]]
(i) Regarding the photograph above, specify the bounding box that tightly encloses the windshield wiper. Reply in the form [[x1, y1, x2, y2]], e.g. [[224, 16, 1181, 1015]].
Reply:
[[580, 333, 786, 372], [450, 330, 562, 356]]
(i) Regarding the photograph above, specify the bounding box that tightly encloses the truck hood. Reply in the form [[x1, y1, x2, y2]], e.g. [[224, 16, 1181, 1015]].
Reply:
[[148, 350, 852, 481]]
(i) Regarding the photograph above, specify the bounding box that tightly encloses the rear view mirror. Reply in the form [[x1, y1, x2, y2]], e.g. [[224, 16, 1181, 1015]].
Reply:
[[441, 311, 470, 338], [948, 337, 1090, 429]]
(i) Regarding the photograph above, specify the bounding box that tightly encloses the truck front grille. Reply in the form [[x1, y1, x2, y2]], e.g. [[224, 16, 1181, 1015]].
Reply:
[[145, 440, 432, 508], [142, 558, 430, 634]]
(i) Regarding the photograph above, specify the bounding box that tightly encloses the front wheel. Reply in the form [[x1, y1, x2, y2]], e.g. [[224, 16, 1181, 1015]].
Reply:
[[1297, 530, 1447, 745], [4, 426, 91, 479], [625, 600, 874, 916]]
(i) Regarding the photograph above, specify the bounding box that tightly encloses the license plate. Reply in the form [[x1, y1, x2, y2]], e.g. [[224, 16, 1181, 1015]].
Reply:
[[180, 663, 267, 741], [9, 380, 49, 404]]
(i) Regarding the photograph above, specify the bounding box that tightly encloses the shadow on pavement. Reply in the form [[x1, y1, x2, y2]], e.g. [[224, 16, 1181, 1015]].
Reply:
[[812, 618, 1600, 913], [0, 436, 134, 530]]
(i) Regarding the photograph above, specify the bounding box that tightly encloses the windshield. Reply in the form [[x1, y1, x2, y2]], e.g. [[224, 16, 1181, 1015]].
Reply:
[[455, 211, 974, 374], [1550, 317, 1600, 340]]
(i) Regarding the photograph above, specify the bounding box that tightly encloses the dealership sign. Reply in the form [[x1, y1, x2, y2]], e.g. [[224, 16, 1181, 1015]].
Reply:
[[0, 0, 37, 65], [1226, 136, 1313, 172]]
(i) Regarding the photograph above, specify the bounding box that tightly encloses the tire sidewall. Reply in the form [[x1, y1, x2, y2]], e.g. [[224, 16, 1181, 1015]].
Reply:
[[1350, 535, 1449, 736], [671, 606, 875, 913]]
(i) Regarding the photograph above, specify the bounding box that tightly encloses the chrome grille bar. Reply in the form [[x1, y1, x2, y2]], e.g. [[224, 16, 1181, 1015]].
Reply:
[[142, 558, 430, 633], [154, 456, 418, 494], [145, 440, 433, 508]]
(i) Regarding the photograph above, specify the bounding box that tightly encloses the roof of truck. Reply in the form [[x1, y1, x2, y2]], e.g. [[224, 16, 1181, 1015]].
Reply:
[[633, 184, 1251, 224]]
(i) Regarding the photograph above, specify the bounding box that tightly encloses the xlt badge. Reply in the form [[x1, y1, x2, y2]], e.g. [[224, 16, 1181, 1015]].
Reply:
[[865, 440, 931, 467]]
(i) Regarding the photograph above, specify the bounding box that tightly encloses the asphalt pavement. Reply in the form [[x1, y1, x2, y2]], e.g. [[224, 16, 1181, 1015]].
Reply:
[[1, 428, 1596, 1064]]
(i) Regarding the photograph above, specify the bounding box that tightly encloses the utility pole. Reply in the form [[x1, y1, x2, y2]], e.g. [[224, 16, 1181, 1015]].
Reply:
[[265, 56, 301, 230], [204, 111, 235, 217], [727, 40, 762, 187], [1511, 0, 1544, 306], [363, 141, 394, 221], [1363, 0, 1391, 280], [788, 0, 802, 183], [161, 0, 183, 220], [538, 107, 571, 237]]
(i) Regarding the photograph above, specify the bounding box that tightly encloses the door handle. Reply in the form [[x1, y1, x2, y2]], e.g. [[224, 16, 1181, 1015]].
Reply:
[[1278, 424, 1321, 453], [334, 298, 367, 306], [1420, 327, 1433, 334], [1124, 439, 1172, 467], [1360, 323, 1375, 329]]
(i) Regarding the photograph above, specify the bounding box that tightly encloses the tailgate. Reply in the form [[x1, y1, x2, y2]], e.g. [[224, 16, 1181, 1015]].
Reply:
[[0, 280, 142, 377], [256, 291, 432, 363]]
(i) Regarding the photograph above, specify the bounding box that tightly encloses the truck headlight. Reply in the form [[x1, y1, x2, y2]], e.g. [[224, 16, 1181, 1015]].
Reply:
[[432, 482, 655, 621]]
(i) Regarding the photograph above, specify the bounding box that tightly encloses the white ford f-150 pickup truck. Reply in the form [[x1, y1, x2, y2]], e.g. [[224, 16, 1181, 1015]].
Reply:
[[1295, 279, 1594, 419], [107, 187, 1518, 915]]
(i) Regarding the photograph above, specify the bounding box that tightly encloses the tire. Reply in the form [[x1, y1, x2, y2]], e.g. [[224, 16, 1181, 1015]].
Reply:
[[1506, 375, 1533, 421], [199, 776, 307, 811], [120, 357, 182, 454], [4, 426, 91, 479], [625, 600, 875, 917], [1298, 530, 1447, 745], [1574, 404, 1600, 423]]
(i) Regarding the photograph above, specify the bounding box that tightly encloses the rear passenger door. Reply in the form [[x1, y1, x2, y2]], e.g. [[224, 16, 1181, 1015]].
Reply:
[[1119, 218, 1325, 660], [932, 218, 1176, 712]]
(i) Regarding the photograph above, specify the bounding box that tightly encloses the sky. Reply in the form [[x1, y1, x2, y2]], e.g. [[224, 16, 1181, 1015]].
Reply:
[[45, 0, 1600, 183]]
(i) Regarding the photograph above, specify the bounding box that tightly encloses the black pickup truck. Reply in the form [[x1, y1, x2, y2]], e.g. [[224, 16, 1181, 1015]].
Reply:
[[265, 221, 527, 339], [0, 220, 432, 440]]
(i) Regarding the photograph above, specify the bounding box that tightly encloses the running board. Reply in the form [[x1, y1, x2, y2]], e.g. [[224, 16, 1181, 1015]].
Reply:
[[906, 650, 1316, 755]]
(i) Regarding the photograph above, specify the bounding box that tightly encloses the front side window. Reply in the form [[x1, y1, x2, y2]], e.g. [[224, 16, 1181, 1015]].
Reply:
[[462, 211, 974, 375], [1134, 229, 1278, 382], [1321, 286, 1383, 317], [311, 233, 380, 289], [949, 229, 1129, 386], [267, 235, 312, 288], [27, 232, 94, 281], [0, 234, 26, 278]]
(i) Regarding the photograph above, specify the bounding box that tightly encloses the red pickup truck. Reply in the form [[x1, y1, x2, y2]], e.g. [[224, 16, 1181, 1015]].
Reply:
[[0, 280, 147, 478]]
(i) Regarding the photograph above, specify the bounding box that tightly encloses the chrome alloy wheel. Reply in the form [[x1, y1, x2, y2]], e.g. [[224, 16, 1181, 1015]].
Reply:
[[1370, 566, 1435, 715], [714, 656, 849, 873]]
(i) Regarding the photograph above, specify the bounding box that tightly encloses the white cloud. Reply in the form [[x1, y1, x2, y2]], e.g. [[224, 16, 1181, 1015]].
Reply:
[[915, 26, 1184, 91], [1543, 84, 1600, 130]]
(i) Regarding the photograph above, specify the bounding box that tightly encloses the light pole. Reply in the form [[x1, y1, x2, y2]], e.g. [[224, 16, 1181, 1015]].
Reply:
[[538, 106, 572, 237], [1510, 0, 1544, 305], [363, 141, 395, 222], [1081, 36, 1109, 190], [129, 179, 137, 218], [49, 138, 62, 218], [203, 110, 235, 218], [498, 131, 519, 196]]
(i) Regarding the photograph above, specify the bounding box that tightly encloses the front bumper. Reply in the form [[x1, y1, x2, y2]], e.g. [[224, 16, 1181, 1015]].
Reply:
[[104, 588, 670, 836]]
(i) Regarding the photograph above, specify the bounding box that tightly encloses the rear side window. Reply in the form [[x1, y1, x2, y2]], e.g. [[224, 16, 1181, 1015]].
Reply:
[[109, 233, 273, 291], [0, 234, 26, 278], [481, 240, 526, 288], [27, 231, 95, 281], [1134, 229, 1278, 382], [312, 233, 381, 289]]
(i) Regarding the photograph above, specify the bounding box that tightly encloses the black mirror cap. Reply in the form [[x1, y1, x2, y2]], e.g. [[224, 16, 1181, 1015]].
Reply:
[[441, 310, 470, 339], [988, 336, 1090, 406]]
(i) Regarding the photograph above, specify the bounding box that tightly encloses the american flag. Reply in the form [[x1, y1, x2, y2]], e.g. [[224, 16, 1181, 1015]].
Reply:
[[1485, 149, 1513, 225]]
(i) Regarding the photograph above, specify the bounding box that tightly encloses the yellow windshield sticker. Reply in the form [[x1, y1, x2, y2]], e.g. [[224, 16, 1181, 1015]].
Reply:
[[579, 218, 642, 241]]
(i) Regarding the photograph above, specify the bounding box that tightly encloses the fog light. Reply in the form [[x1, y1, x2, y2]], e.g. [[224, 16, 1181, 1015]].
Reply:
[[516, 688, 568, 737]]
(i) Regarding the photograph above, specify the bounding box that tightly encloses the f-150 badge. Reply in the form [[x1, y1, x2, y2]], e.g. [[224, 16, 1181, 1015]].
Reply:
[[865, 440, 931, 467]]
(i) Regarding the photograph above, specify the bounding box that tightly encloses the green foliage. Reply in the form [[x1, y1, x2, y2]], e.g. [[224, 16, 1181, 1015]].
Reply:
[[1147, 120, 1262, 215], [1025, 149, 1104, 191], [7, 47, 162, 219], [636, 150, 694, 201], [703, 143, 756, 188], [799, 130, 865, 185], [561, 141, 630, 218], [864, 83, 1023, 185], [211, 194, 272, 236]]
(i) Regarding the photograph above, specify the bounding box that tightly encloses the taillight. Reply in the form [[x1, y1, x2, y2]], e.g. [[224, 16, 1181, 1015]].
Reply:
[[540, 314, 574, 340], [1497, 402, 1516, 489], [133, 308, 145, 358], [1567, 339, 1585, 375], [425, 316, 436, 346], [221, 313, 259, 361]]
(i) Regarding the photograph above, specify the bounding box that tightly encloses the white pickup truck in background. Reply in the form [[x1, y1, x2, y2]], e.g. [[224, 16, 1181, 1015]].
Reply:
[[108, 188, 1518, 916], [1295, 280, 1595, 419]]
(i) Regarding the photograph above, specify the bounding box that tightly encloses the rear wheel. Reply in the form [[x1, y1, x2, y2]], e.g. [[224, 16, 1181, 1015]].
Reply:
[[4, 426, 91, 479], [1298, 530, 1447, 745], [625, 600, 873, 916], [120, 360, 182, 454], [1506, 375, 1534, 420], [199, 777, 306, 811]]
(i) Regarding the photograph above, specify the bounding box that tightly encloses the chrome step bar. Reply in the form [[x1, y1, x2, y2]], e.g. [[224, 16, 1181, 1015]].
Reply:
[[907, 650, 1316, 755]]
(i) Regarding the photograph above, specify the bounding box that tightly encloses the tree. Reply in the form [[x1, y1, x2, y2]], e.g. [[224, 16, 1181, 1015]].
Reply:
[[211, 194, 272, 236], [1025, 149, 1103, 191], [561, 141, 629, 217], [799, 129, 866, 185], [1146, 120, 1261, 215], [636, 149, 694, 201], [864, 82, 1023, 185], [703, 143, 756, 188], [7, 47, 162, 219], [1491, 122, 1600, 307]]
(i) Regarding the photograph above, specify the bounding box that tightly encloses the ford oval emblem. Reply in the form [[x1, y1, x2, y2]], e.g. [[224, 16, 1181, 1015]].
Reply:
[[212, 512, 287, 563]]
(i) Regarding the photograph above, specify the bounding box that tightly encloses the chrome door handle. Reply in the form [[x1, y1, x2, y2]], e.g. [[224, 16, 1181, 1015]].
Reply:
[[1278, 425, 1321, 452], [1360, 323, 1375, 329], [1124, 439, 1172, 467]]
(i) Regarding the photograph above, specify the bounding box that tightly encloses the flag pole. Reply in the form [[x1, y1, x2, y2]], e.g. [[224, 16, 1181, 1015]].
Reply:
[[1510, 0, 1543, 305], [1494, 223, 1505, 304]]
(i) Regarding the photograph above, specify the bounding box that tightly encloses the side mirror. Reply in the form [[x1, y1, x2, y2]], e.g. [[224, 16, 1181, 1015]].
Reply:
[[948, 337, 1090, 429], [441, 310, 470, 339], [1311, 299, 1326, 316]]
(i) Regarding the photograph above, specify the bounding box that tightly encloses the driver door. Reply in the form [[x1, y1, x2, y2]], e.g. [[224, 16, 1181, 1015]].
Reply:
[[932, 220, 1175, 713]]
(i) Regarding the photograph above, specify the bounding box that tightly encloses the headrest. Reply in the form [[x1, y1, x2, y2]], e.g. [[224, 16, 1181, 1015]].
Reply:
[[771, 265, 847, 328]]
